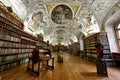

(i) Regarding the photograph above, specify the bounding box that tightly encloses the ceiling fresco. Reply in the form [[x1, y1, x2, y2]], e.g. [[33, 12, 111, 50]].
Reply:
[[51, 4, 73, 25], [1, 0, 120, 45]]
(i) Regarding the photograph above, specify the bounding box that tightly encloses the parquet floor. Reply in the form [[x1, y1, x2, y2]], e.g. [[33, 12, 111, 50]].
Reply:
[[0, 52, 120, 80]]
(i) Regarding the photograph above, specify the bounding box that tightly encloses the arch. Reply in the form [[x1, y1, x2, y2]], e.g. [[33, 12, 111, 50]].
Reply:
[[105, 8, 120, 52], [100, 1, 120, 52], [102, 1, 120, 30]]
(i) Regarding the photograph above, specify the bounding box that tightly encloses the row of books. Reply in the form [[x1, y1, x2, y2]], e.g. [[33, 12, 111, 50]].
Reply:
[[21, 39, 31, 45], [85, 47, 95, 49], [87, 53, 97, 57], [18, 49, 33, 53], [21, 36, 37, 42], [21, 39, 36, 45], [0, 49, 18, 55], [0, 52, 29, 63], [0, 55, 17, 62], [3, 28, 21, 38], [103, 50, 110, 53], [0, 34, 21, 42], [6, 17, 23, 30], [17, 53, 28, 59], [21, 32, 36, 41], [0, 7, 23, 30], [20, 44, 29, 48], [0, 20, 5, 27], [0, 48, 33, 55], [0, 62, 19, 72], [0, 41, 19, 47], [21, 44, 35, 48], [0, 42, 35, 48], [0, 35, 36, 48], [5, 24, 22, 34]]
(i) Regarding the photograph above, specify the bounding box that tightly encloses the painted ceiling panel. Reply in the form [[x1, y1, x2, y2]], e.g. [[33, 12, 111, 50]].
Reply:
[[1, 0, 120, 45], [87, 0, 120, 28]]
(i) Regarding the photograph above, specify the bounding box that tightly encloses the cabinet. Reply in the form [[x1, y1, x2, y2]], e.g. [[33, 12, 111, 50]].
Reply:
[[83, 32, 113, 63]]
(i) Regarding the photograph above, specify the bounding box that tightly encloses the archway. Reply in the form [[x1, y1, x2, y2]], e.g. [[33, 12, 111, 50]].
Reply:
[[105, 10, 120, 52]]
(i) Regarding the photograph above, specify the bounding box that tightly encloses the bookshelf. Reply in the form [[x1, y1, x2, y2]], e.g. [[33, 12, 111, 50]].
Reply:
[[20, 32, 37, 58], [83, 32, 115, 66], [0, 4, 52, 71], [68, 42, 80, 56], [0, 6, 23, 71], [0, 6, 38, 71]]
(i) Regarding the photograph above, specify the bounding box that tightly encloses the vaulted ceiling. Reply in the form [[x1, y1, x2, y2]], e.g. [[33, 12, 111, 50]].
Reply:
[[1, 0, 120, 45]]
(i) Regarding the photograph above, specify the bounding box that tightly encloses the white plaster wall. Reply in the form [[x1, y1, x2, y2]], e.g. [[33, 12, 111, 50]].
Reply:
[[79, 39, 84, 50], [105, 10, 120, 52], [79, 34, 84, 51], [105, 25, 119, 52]]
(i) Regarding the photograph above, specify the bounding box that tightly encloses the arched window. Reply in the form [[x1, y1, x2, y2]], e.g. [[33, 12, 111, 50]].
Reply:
[[115, 24, 120, 48]]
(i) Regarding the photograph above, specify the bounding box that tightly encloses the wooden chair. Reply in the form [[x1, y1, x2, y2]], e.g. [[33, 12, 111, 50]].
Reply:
[[27, 48, 40, 76], [27, 49, 54, 76]]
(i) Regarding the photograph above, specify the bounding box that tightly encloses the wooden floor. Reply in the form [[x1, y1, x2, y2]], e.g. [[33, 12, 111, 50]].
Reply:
[[0, 52, 120, 80]]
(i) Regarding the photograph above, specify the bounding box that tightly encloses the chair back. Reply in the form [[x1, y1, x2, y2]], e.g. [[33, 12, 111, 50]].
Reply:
[[32, 48, 39, 63]]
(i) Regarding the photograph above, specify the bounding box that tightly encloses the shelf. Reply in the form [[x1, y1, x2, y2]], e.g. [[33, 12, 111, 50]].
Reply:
[[18, 52, 32, 54], [2, 29, 21, 38], [0, 46, 19, 49], [83, 32, 112, 62], [0, 38, 20, 43], [0, 6, 52, 71], [0, 8, 23, 30], [0, 16, 6, 22], [6, 20, 23, 30], [3, 26, 22, 35], [0, 53, 18, 56], [0, 57, 28, 66]]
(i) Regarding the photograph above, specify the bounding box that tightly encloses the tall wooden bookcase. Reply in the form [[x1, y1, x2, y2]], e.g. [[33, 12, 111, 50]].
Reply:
[[0, 6, 47, 71], [0, 6, 24, 71], [83, 32, 113, 63]]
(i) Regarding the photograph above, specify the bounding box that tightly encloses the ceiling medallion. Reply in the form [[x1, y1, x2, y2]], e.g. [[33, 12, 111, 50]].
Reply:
[[51, 4, 73, 25]]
